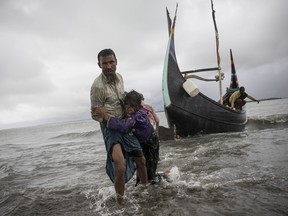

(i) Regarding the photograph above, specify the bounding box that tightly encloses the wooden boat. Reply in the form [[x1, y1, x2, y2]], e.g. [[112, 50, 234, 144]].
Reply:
[[162, 1, 247, 137]]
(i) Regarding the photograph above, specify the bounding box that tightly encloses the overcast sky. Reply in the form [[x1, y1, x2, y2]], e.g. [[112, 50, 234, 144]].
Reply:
[[1, 0, 287, 129]]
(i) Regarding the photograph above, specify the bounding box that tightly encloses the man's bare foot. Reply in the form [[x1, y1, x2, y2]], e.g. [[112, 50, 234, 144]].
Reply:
[[116, 194, 125, 205]]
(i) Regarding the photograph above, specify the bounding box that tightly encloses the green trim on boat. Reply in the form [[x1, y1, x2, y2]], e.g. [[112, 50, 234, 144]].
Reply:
[[162, 34, 172, 107]]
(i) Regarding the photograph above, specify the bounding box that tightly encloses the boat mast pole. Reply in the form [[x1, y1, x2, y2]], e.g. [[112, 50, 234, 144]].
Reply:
[[211, 0, 223, 104]]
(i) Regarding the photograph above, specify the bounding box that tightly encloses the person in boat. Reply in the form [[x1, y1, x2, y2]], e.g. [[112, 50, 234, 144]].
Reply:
[[229, 86, 260, 110], [140, 94, 160, 135], [94, 90, 160, 185], [90, 49, 148, 205]]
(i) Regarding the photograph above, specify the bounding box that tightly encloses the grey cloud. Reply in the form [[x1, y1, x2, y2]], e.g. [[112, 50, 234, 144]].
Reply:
[[0, 0, 288, 129]]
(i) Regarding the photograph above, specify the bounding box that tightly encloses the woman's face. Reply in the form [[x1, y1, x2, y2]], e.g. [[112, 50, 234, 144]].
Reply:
[[125, 103, 137, 116]]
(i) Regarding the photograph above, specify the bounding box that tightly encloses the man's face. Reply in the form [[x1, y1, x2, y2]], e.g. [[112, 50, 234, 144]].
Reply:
[[98, 54, 117, 82]]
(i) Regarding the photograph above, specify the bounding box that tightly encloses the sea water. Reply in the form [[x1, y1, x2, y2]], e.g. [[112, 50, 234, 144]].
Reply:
[[0, 99, 288, 215]]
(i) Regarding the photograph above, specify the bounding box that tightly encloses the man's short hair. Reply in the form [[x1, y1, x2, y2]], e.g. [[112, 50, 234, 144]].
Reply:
[[97, 49, 116, 62]]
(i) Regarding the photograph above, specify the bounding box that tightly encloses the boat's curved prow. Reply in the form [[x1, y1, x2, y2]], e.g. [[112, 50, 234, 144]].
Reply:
[[162, 5, 247, 137]]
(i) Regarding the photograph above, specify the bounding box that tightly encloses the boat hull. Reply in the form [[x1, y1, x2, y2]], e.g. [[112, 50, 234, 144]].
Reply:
[[165, 99, 247, 137], [162, 34, 247, 137]]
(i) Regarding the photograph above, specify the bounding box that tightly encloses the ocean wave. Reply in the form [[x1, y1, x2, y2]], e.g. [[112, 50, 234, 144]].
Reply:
[[248, 114, 288, 125], [0, 164, 14, 180], [49, 130, 100, 140]]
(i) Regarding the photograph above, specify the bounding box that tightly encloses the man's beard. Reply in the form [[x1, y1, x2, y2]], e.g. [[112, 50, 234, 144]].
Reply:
[[106, 73, 116, 83]]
